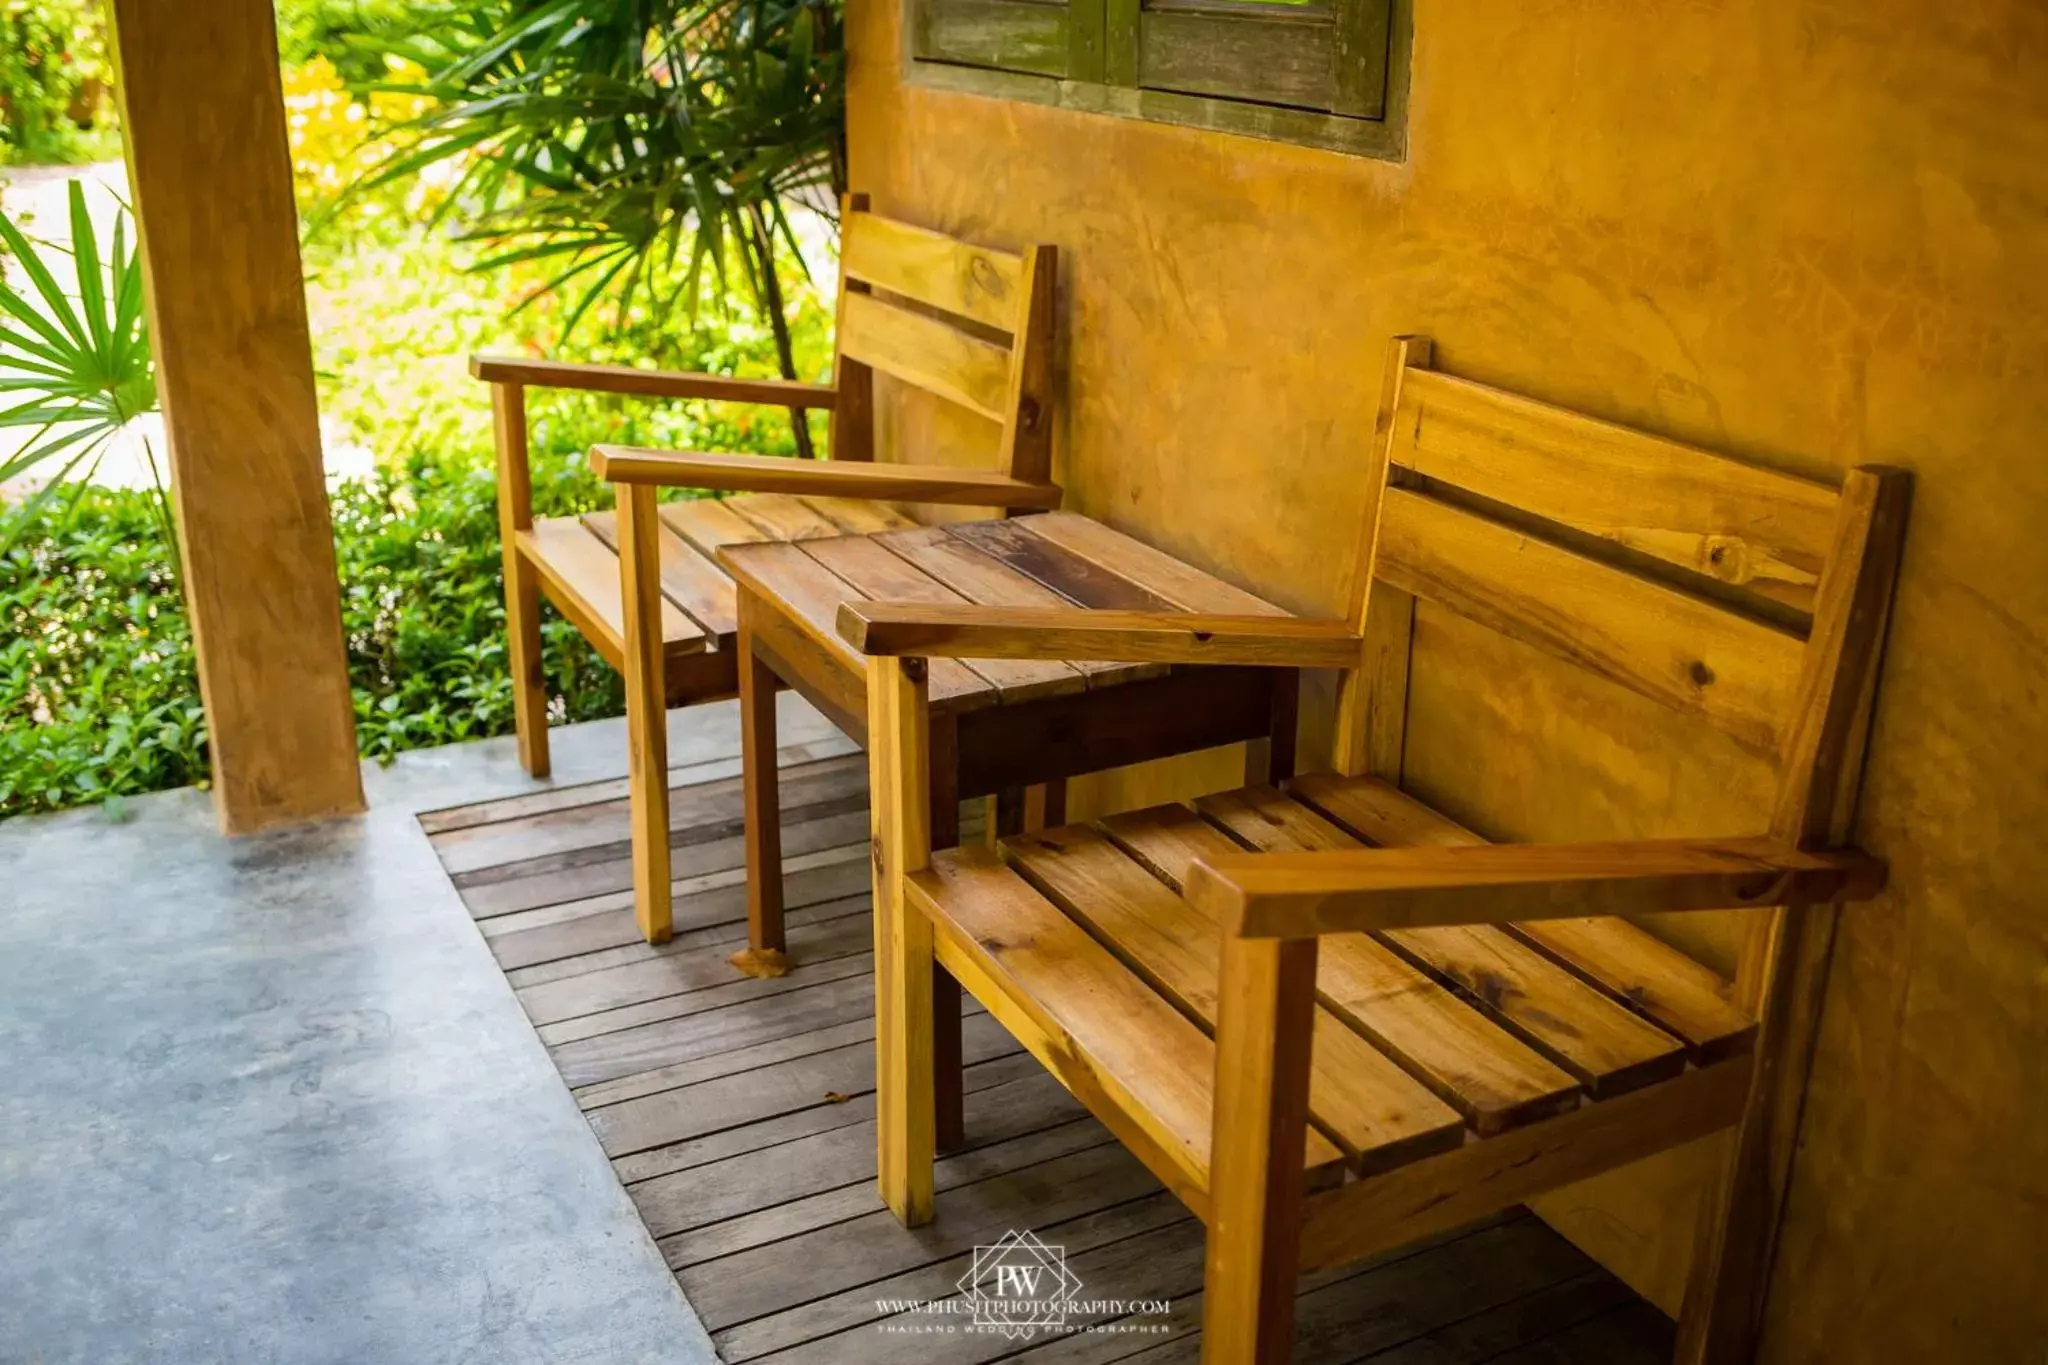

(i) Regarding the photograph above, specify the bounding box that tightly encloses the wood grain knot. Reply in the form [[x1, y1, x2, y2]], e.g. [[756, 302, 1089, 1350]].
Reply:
[[969, 256, 1008, 298], [1688, 660, 1716, 688]]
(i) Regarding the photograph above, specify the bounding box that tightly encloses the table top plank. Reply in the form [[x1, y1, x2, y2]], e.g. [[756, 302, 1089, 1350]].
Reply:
[[1018, 511, 1290, 616], [798, 535, 1085, 707], [728, 512, 1299, 720], [871, 526, 1167, 688], [720, 540, 991, 712], [946, 519, 1185, 613]]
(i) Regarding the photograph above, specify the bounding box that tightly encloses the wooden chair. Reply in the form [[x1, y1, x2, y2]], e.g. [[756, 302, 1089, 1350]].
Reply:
[[846, 336, 1910, 1363], [473, 197, 1060, 944]]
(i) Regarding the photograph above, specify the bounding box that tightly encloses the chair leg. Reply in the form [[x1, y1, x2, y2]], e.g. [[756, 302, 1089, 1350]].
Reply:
[[616, 484, 672, 945], [491, 379, 549, 780], [1674, 908, 1835, 1365], [870, 656, 936, 1226], [929, 720, 965, 1153], [878, 887, 938, 1226], [1201, 936, 1318, 1365], [505, 550, 551, 779], [732, 622, 790, 979]]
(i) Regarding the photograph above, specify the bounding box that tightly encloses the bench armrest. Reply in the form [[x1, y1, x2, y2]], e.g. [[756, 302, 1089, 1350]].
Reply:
[[836, 602, 1364, 668], [1186, 835, 1887, 939], [472, 355, 838, 408], [588, 448, 1062, 508]]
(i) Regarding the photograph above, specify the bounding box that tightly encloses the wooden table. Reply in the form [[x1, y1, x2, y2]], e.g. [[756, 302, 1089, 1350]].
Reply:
[[719, 510, 1303, 966]]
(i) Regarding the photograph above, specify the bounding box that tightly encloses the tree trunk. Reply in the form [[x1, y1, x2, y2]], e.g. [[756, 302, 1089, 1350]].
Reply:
[[748, 203, 817, 462]]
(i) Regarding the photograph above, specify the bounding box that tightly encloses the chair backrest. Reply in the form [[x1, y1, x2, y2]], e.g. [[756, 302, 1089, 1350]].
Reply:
[[1336, 336, 1911, 998], [829, 195, 1056, 487]]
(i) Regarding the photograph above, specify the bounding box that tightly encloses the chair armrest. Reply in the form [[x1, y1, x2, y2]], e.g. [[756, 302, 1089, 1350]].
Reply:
[[835, 602, 1364, 668], [472, 355, 837, 408], [587, 448, 1062, 508], [1186, 835, 1888, 939]]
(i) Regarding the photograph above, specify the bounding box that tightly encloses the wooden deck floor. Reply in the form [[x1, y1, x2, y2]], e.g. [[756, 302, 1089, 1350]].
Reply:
[[420, 740, 1676, 1363]]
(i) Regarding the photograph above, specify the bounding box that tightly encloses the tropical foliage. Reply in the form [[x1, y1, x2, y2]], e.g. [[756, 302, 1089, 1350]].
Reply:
[[0, 179, 167, 555], [0, 0, 118, 166], [0, 1, 847, 818], [361, 0, 845, 451], [3, 443, 604, 815]]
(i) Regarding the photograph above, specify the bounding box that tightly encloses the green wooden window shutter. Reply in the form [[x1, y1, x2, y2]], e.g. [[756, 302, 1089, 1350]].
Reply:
[[906, 0, 1404, 157], [1104, 0, 1391, 118], [914, 0, 1107, 80]]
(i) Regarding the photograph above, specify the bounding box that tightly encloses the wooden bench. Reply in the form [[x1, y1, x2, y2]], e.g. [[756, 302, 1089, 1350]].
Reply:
[[473, 198, 1062, 943], [845, 336, 1909, 1363]]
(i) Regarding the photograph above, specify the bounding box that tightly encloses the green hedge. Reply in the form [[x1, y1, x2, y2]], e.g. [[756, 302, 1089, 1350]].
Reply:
[[0, 446, 590, 816], [1, 348, 826, 820], [4, 441, 712, 817], [333, 444, 627, 765], [1, 486, 205, 812], [2, 177, 832, 819]]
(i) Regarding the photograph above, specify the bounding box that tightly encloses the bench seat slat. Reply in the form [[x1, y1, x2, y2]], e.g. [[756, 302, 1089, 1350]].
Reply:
[[1199, 787, 1691, 1098], [581, 511, 739, 643], [799, 495, 920, 536], [1097, 802, 1582, 1135], [520, 517, 705, 663], [1287, 773, 1759, 1063], [1003, 825, 1465, 1175], [660, 496, 772, 559], [725, 491, 843, 542], [910, 846, 1348, 1213]]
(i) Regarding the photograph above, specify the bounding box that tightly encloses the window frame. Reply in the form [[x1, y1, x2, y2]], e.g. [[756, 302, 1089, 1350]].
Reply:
[[903, 0, 1411, 160]]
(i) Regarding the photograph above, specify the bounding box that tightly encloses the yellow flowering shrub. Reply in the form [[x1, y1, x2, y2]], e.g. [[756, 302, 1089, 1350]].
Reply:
[[282, 56, 366, 200], [282, 55, 438, 217]]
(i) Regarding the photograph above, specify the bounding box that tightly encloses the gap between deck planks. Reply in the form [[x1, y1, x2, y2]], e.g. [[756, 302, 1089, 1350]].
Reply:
[[418, 737, 1674, 1362]]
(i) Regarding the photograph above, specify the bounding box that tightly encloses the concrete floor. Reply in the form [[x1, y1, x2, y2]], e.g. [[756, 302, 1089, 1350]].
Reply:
[[0, 699, 838, 1365]]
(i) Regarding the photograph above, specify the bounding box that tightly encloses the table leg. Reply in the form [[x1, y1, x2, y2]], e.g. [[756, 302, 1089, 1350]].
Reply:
[[1268, 669, 1300, 783], [1023, 780, 1066, 831], [732, 619, 790, 979]]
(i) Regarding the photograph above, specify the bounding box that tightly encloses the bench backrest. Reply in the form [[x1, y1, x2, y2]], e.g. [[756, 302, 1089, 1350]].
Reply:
[[830, 196, 1056, 487], [1337, 336, 1911, 999]]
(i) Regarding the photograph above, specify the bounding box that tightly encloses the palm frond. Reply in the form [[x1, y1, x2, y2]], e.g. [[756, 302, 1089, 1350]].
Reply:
[[354, 0, 845, 358], [0, 183, 164, 557]]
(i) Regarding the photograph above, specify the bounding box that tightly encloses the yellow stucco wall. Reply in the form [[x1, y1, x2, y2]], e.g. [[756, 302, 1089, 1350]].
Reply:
[[847, 2, 2048, 1358]]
